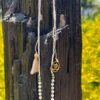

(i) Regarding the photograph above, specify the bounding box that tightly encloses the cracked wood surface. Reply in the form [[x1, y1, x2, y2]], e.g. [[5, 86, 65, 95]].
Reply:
[[2, 0, 82, 100]]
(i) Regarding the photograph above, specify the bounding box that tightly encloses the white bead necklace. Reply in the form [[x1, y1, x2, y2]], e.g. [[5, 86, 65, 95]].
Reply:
[[30, 0, 59, 100], [37, 0, 58, 99], [37, 0, 42, 99], [51, 72, 55, 100], [38, 74, 42, 100], [50, 0, 57, 99]]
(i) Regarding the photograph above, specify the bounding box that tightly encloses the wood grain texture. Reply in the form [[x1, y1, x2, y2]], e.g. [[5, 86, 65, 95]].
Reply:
[[2, 0, 82, 100]]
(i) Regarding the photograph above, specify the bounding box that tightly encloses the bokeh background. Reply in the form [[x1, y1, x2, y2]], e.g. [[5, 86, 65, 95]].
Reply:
[[0, 0, 100, 100]]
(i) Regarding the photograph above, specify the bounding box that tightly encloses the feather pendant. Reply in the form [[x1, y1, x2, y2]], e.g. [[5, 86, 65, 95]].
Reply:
[[30, 52, 39, 75]]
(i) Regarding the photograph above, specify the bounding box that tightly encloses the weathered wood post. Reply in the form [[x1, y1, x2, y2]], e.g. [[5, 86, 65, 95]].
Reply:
[[2, 0, 82, 100]]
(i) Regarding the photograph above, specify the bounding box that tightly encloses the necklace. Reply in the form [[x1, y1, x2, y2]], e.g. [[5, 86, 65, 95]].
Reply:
[[30, 0, 60, 100]]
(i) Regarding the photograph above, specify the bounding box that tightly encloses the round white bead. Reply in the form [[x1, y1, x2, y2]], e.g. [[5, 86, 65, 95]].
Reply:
[[38, 92, 42, 96], [39, 96, 42, 100], [51, 79, 55, 82], [51, 98, 54, 100], [38, 85, 42, 88], [51, 83, 54, 86], [38, 89, 42, 92], [51, 90, 55, 94], [51, 86, 54, 90], [38, 82, 42, 85], [51, 94, 54, 97]]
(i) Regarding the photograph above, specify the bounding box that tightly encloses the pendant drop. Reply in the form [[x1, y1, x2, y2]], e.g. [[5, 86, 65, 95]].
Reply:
[[51, 58, 60, 73]]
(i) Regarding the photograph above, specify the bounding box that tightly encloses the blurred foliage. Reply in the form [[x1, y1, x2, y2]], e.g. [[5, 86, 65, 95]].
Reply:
[[81, 0, 100, 18], [81, 0, 96, 8], [0, 2, 100, 99], [0, 17, 100, 100], [82, 16, 100, 100], [0, 22, 5, 100]]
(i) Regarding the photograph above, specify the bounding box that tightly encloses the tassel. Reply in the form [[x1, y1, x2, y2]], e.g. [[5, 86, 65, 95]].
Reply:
[[30, 52, 39, 75]]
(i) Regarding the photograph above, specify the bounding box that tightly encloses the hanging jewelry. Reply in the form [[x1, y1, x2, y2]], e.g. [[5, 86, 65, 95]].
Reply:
[[50, 0, 60, 100], [30, 51, 39, 75], [30, 0, 62, 99], [30, 0, 42, 99], [51, 58, 60, 73], [37, 0, 43, 99], [51, 72, 55, 100]]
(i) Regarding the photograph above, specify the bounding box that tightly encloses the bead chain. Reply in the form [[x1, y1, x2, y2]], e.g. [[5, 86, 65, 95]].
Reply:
[[37, 0, 42, 99], [38, 72, 55, 100], [51, 72, 55, 100], [37, 0, 56, 99], [51, 0, 56, 99], [38, 74, 43, 100]]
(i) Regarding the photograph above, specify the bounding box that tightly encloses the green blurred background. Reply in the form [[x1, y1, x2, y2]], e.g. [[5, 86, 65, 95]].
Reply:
[[0, 0, 100, 100]]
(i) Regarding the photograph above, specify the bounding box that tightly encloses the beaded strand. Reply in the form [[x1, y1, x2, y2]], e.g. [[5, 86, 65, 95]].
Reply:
[[38, 74, 42, 100], [51, 73, 55, 100], [37, 0, 42, 99], [50, 0, 57, 99], [37, 0, 57, 99]]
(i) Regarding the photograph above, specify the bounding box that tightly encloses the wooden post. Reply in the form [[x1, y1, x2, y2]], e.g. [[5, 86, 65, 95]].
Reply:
[[2, 0, 82, 100]]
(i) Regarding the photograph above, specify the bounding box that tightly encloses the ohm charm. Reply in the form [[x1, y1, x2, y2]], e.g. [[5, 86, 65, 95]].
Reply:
[[51, 59, 60, 73]]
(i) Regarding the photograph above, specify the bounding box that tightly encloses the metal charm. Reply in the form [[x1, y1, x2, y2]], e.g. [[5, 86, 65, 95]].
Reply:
[[51, 59, 60, 73]]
